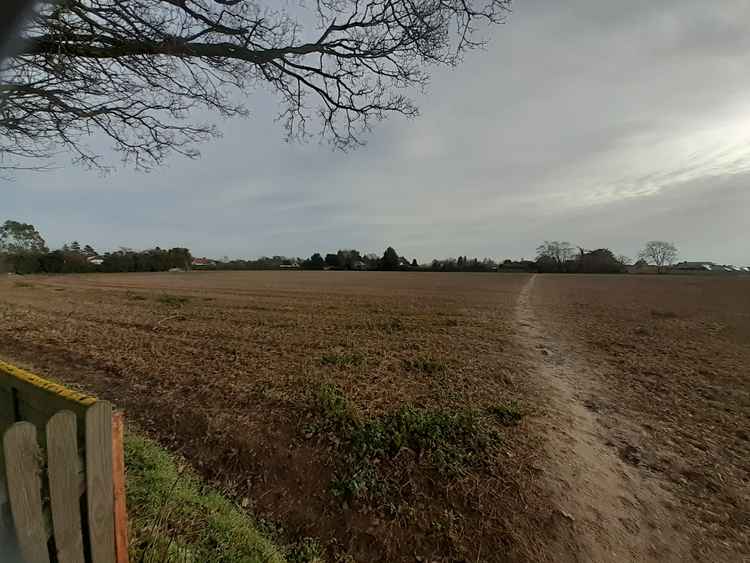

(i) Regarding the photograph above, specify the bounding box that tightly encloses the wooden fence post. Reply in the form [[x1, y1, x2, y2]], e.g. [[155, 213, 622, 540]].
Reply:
[[112, 412, 129, 563], [86, 401, 115, 563], [47, 411, 86, 563], [3, 422, 50, 563]]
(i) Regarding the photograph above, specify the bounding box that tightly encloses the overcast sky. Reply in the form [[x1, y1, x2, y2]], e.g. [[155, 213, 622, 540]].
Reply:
[[5, 0, 750, 264]]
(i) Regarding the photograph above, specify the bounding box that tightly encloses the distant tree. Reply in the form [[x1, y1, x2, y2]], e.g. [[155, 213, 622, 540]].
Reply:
[[0, 220, 48, 253], [69, 241, 82, 253], [411, 259, 418, 268], [83, 244, 96, 257], [617, 255, 630, 267], [577, 248, 624, 274], [167, 247, 192, 270], [639, 241, 678, 273], [381, 247, 400, 270], [536, 241, 574, 272], [324, 253, 339, 268], [337, 249, 362, 270], [39, 250, 66, 273], [306, 253, 325, 270]]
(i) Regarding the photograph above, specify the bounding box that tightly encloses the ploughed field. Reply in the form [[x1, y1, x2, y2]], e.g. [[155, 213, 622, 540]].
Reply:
[[530, 275, 750, 559], [0, 271, 747, 561]]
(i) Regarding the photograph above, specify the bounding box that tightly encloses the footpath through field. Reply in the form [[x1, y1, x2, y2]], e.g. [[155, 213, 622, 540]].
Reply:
[[515, 274, 691, 563]]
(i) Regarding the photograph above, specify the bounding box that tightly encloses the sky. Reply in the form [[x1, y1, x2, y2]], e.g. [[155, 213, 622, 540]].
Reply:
[[4, 0, 750, 264]]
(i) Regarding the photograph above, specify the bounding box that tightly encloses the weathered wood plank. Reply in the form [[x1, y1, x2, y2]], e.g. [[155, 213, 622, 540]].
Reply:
[[47, 411, 85, 563], [111, 412, 130, 563], [86, 401, 115, 563], [0, 361, 94, 429], [3, 422, 50, 563], [0, 387, 15, 476], [0, 387, 15, 431]]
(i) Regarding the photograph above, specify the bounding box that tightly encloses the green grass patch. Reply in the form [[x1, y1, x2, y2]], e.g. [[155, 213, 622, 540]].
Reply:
[[401, 358, 446, 375], [13, 281, 34, 288], [489, 401, 523, 426], [157, 294, 190, 306], [307, 384, 501, 502], [286, 538, 325, 563], [320, 352, 363, 368], [125, 433, 286, 563], [313, 383, 354, 427]]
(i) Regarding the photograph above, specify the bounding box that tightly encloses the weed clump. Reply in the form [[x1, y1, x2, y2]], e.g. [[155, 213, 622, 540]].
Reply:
[[157, 294, 190, 306], [308, 383, 502, 502], [320, 352, 363, 368], [313, 383, 354, 428], [489, 401, 524, 425], [402, 357, 446, 375]]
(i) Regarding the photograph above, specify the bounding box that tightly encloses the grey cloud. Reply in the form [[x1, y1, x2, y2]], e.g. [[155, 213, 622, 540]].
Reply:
[[4, 0, 750, 264]]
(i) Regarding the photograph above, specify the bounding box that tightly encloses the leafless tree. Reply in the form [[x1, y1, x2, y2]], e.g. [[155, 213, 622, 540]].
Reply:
[[638, 241, 677, 273], [536, 240, 574, 272], [0, 0, 511, 171]]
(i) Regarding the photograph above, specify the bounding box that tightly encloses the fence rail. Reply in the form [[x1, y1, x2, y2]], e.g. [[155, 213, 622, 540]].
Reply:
[[0, 359, 128, 563]]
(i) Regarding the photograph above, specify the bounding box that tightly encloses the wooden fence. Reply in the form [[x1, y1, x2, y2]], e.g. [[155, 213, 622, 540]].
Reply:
[[0, 359, 128, 563]]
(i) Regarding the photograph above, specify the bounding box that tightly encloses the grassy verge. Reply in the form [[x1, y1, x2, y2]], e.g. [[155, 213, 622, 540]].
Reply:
[[124, 433, 288, 563]]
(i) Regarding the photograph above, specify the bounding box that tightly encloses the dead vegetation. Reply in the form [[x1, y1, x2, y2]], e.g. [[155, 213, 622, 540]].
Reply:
[[3, 271, 745, 561], [0, 271, 553, 562]]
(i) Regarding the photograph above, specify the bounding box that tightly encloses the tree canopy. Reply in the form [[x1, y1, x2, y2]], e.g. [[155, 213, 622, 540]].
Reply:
[[381, 246, 400, 270], [639, 241, 678, 273], [535, 241, 573, 272], [0, 220, 48, 253], [2, 0, 510, 171]]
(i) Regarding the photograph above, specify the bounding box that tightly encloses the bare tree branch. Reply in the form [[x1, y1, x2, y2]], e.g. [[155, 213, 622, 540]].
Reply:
[[1, 0, 511, 171]]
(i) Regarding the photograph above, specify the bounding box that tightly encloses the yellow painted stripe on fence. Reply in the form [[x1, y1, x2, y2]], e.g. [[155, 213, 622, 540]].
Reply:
[[0, 359, 96, 407]]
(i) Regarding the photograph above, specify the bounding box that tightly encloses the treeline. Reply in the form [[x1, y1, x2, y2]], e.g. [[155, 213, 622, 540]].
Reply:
[[294, 248, 504, 272], [0, 220, 191, 274], [534, 241, 628, 274], [2, 219, 669, 277]]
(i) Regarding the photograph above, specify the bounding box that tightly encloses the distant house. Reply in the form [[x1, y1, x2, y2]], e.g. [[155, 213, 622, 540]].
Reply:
[[86, 256, 104, 266], [627, 260, 659, 274], [191, 257, 215, 267], [671, 261, 747, 274], [672, 261, 714, 272]]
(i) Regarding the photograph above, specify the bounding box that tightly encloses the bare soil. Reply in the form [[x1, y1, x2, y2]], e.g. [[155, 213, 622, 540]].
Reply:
[[1, 271, 747, 561], [0, 272, 560, 562], [528, 274, 750, 561]]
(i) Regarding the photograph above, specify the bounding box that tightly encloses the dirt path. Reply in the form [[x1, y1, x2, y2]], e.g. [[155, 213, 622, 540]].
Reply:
[[515, 275, 691, 562]]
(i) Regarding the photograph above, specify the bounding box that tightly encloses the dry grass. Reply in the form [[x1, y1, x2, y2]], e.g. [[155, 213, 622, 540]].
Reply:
[[6, 271, 744, 560], [0, 271, 550, 562]]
